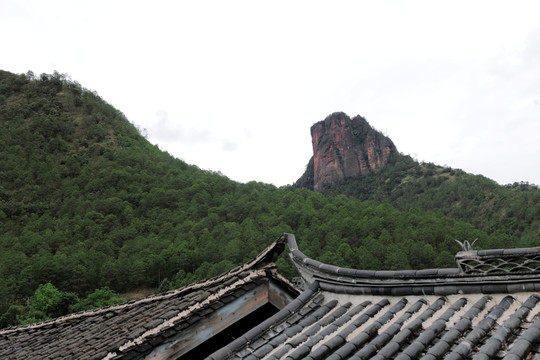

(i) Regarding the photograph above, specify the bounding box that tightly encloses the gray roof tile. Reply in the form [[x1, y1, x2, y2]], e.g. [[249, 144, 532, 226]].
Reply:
[[1, 239, 298, 360], [213, 237, 540, 359], [5, 234, 540, 359]]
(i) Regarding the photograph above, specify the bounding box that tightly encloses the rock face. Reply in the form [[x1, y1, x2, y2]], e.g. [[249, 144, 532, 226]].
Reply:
[[297, 112, 397, 191]]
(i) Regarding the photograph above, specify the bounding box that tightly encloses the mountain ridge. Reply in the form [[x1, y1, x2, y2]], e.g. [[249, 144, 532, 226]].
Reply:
[[0, 70, 533, 328], [295, 111, 540, 241]]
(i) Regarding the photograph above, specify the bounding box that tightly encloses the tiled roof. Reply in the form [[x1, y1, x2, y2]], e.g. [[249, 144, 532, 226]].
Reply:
[[0, 239, 298, 359], [3, 233, 540, 359], [215, 290, 540, 359], [208, 234, 540, 359]]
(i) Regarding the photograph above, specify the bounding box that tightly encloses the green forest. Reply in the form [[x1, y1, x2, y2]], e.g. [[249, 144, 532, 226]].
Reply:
[[0, 70, 538, 328], [295, 112, 540, 244], [310, 149, 540, 242]]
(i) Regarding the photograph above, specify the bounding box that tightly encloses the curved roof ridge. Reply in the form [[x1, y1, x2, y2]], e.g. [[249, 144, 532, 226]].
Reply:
[[284, 233, 459, 279], [283, 233, 540, 296]]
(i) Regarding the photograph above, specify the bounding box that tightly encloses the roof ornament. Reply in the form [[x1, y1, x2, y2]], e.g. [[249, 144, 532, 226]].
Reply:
[[455, 238, 478, 251]]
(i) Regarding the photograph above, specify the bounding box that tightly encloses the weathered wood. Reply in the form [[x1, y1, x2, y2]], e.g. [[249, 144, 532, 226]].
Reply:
[[145, 282, 280, 359], [269, 280, 295, 309]]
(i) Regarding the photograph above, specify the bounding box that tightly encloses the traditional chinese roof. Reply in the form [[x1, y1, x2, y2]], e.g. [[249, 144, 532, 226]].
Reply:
[[0, 239, 298, 359], [208, 234, 540, 360], [2, 233, 540, 359]]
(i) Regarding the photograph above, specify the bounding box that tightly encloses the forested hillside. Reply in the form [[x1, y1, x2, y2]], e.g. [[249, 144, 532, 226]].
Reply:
[[316, 153, 540, 244], [295, 112, 540, 245], [0, 71, 525, 327]]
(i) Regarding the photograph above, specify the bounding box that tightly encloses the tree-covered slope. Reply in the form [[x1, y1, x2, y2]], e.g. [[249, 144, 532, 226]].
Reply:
[[315, 153, 540, 244], [0, 71, 524, 327], [295, 112, 540, 244]]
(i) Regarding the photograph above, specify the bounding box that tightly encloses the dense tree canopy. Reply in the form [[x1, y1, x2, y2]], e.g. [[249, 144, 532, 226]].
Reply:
[[0, 70, 532, 327], [314, 152, 540, 244]]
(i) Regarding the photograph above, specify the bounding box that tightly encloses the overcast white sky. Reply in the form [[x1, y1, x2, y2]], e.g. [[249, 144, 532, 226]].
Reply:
[[2, 1, 540, 186]]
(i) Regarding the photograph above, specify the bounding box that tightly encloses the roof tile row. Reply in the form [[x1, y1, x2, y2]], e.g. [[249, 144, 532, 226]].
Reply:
[[0, 239, 295, 360], [224, 291, 540, 360]]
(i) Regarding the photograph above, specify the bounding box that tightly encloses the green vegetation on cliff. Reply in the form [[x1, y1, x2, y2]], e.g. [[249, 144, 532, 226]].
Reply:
[[295, 111, 540, 245], [0, 70, 528, 327], [315, 153, 540, 243]]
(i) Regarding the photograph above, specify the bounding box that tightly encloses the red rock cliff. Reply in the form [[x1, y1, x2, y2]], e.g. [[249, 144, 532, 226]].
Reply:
[[308, 112, 397, 191]]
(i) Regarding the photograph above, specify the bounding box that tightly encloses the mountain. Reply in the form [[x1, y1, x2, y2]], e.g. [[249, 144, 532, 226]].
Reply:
[[0, 70, 525, 327], [295, 112, 540, 243], [295, 112, 398, 191]]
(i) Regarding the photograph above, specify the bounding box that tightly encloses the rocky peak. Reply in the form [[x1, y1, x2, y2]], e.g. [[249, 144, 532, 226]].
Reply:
[[296, 112, 397, 191]]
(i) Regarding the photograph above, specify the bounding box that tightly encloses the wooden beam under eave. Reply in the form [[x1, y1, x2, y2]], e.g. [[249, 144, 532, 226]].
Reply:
[[144, 282, 274, 359], [269, 280, 296, 309]]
